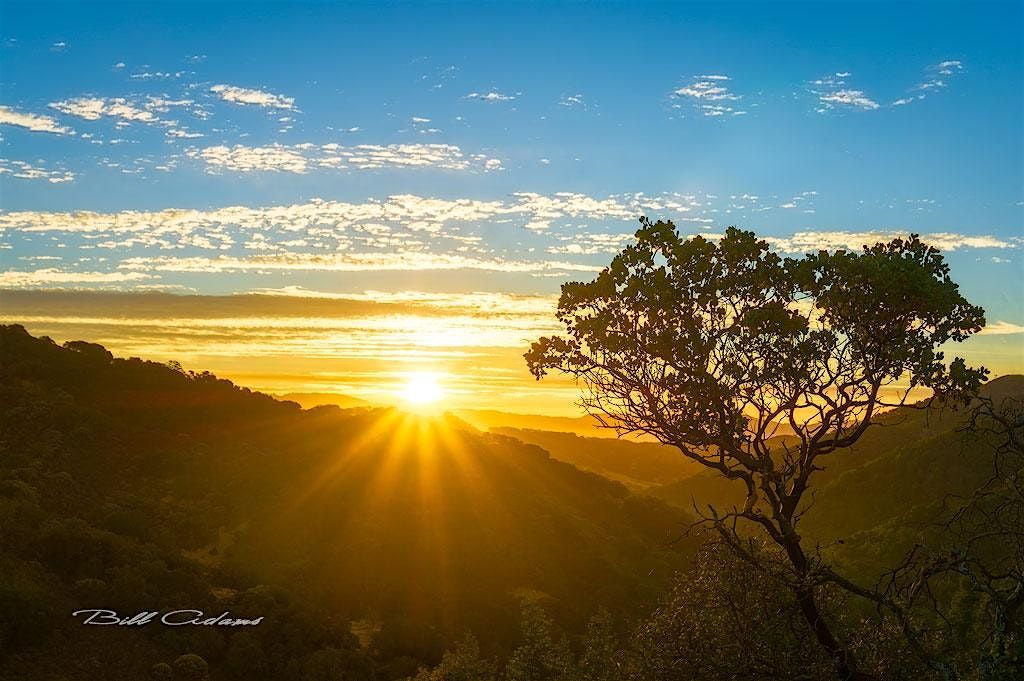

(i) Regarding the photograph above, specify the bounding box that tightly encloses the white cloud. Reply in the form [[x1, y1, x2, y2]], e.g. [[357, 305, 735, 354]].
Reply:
[[188, 144, 310, 173], [812, 73, 880, 112], [210, 84, 295, 109], [0, 268, 151, 287], [559, 93, 585, 107], [118, 252, 600, 275], [0, 105, 74, 135], [547, 232, 635, 255], [671, 75, 745, 117], [892, 60, 964, 106], [979, 320, 1024, 335], [187, 143, 502, 173], [0, 159, 75, 183], [763, 230, 1017, 253], [465, 91, 516, 102], [131, 70, 187, 80], [48, 95, 192, 127], [4, 195, 1016, 286], [166, 127, 204, 139], [820, 89, 879, 110]]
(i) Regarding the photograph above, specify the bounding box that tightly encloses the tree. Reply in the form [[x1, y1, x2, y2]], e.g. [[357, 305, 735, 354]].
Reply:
[[577, 608, 621, 681], [503, 600, 575, 681], [411, 633, 496, 681], [172, 653, 209, 680], [526, 219, 988, 680]]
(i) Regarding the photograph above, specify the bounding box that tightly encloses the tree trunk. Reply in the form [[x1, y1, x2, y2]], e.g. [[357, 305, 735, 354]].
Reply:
[[794, 584, 873, 680], [781, 531, 875, 680]]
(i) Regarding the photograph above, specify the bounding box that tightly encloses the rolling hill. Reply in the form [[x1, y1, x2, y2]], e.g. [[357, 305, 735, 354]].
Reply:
[[647, 375, 1024, 577], [489, 427, 702, 489], [0, 324, 696, 680]]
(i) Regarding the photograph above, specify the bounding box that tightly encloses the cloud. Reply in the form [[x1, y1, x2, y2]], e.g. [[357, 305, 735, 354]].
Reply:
[[979, 320, 1024, 335], [465, 91, 515, 102], [118, 252, 601, 275], [46, 96, 203, 138], [131, 70, 187, 80], [0, 105, 74, 135], [819, 89, 879, 110], [671, 75, 746, 117], [892, 59, 964, 106], [187, 143, 503, 173], [762, 230, 1018, 253], [4, 195, 1016, 289], [210, 84, 295, 109], [189, 144, 310, 173], [0, 268, 151, 287], [512, 192, 640, 232], [547, 232, 635, 255], [559, 93, 585, 108], [166, 128, 204, 139], [51, 97, 159, 123], [811, 72, 880, 112], [0, 192, 700, 264], [0, 159, 75, 183]]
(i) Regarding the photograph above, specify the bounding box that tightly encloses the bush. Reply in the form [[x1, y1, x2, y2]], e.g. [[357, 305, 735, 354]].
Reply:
[[172, 653, 209, 680]]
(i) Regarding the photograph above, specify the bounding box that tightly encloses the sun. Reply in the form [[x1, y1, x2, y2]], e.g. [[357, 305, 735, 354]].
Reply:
[[399, 371, 445, 408]]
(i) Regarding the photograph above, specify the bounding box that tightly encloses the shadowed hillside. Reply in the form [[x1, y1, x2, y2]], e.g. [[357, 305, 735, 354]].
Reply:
[[490, 427, 702, 489], [0, 325, 696, 680], [648, 375, 1024, 578]]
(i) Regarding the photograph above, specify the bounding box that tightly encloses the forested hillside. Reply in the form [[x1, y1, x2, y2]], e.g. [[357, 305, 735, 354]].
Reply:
[[648, 375, 1024, 579], [0, 324, 696, 680], [2, 323, 1020, 680]]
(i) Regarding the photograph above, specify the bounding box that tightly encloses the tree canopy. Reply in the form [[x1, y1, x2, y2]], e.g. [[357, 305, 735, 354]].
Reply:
[[526, 218, 989, 680]]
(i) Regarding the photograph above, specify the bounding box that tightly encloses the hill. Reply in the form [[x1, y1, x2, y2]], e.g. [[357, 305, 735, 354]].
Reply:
[[276, 391, 372, 409], [647, 375, 1024, 577], [451, 409, 626, 439], [490, 427, 702, 489], [0, 324, 696, 680]]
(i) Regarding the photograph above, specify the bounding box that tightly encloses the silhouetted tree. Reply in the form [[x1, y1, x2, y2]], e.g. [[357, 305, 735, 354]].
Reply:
[[526, 219, 988, 680]]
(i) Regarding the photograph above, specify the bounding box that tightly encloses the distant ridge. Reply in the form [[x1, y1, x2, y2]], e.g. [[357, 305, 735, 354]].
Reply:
[[453, 408, 653, 440], [276, 391, 372, 409]]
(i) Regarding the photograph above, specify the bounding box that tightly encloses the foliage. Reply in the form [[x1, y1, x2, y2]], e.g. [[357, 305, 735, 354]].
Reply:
[[503, 600, 575, 681], [171, 653, 209, 680], [526, 219, 988, 679], [411, 633, 497, 681]]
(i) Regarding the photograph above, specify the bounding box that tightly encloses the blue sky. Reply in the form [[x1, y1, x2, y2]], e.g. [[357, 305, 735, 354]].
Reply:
[[0, 1, 1022, 361]]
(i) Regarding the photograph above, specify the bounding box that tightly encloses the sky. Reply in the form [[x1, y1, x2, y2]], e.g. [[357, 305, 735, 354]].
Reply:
[[0, 1, 1022, 412]]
